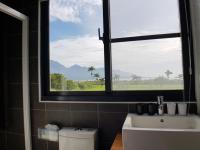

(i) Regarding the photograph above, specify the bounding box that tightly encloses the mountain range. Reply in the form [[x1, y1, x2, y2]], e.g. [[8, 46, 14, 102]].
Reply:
[[50, 60, 132, 80]]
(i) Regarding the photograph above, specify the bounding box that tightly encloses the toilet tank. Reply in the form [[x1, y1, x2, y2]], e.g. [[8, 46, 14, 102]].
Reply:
[[59, 127, 98, 150]]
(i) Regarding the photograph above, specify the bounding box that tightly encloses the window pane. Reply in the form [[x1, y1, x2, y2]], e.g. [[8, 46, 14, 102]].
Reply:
[[110, 0, 180, 38], [49, 0, 105, 91], [112, 38, 184, 91]]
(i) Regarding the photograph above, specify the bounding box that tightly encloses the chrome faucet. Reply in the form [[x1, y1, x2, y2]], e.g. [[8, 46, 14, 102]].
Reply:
[[157, 96, 164, 115]]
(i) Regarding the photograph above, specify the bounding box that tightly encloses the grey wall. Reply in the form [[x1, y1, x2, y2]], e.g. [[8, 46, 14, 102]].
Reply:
[[0, 0, 197, 150], [0, 9, 25, 150], [0, 13, 5, 130], [0, 1, 132, 149], [0, 12, 6, 150], [190, 0, 200, 114]]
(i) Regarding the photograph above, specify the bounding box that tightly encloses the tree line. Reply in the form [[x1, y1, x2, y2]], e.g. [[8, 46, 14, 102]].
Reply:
[[51, 66, 104, 90]]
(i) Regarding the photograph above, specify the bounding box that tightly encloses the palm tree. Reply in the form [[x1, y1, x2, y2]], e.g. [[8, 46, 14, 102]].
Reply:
[[165, 70, 173, 79], [113, 74, 120, 81], [94, 73, 100, 80], [131, 74, 141, 81], [88, 66, 95, 76]]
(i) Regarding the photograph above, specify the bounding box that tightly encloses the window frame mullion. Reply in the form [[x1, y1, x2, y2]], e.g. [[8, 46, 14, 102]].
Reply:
[[110, 33, 181, 43], [103, 0, 112, 93], [178, 0, 195, 101]]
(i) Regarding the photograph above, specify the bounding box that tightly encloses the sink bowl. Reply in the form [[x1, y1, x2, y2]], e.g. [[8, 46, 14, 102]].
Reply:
[[122, 114, 200, 150]]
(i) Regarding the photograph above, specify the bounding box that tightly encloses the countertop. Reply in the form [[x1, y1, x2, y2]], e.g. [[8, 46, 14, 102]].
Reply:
[[111, 133, 123, 150]]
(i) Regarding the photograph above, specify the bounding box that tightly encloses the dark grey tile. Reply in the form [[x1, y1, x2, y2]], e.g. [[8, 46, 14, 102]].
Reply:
[[46, 110, 71, 127], [7, 83, 23, 109], [47, 141, 59, 150], [4, 0, 25, 11], [24, 0, 38, 7], [129, 104, 151, 114], [99, 140, 113, 150], [129, 104, 137, 113], [8, 59, 22, 83], [30, 84, 45, 109], [7, 35, 22, 58], [7, 133, 25, 150], [32, 135, 47, 150], [70, 103, 97, 112], [31, 110, 46, 136], [71, 111, 98, 128], [29, 31, 38, 57], [5, 16, 22, 35], [0, 132, 6, 150], [99, 104, 128, 113], [6, 109, 24, 134], [29, 58, 38, 84], [27, 5, 38, 32], [46, 103, 69, 111], [99, 112, 127, 141], [189, 103, 197, 114], [0, 108, 5, 129]]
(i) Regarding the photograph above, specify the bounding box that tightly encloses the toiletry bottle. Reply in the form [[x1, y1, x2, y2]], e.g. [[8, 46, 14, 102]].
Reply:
[[157, 96, 164, 115], [148, 103, 156, 115], [136, 104, 144, 115], [158, 105, 164, 115]]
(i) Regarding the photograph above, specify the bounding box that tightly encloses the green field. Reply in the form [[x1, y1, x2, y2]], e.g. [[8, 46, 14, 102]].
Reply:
[[50, 73, 183, 91], [51, 80, 183, 91], [112, 82, 183, 91]]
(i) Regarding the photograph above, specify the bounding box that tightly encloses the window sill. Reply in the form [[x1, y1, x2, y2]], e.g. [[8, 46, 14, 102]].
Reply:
[[40, 90, 192, 103]]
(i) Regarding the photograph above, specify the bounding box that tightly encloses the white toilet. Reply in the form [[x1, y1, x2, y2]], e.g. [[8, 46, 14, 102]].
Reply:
[[59, 127, 98, 150]]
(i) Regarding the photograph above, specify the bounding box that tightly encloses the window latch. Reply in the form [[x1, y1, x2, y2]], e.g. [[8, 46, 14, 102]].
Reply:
[[98, 28, 103, 41]]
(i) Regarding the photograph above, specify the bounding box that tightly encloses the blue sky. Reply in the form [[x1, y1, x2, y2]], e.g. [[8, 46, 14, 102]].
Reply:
[[50, 0, 102, 41], [50, 21, 84, 41], [49, 0, 183, 78]]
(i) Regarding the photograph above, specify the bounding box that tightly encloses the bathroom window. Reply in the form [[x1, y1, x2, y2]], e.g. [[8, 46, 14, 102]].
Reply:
[[112, 38, 183, 91], [40, 0, 194, 102], [48, 0, 104, 92], [110, 0, 184, 91]]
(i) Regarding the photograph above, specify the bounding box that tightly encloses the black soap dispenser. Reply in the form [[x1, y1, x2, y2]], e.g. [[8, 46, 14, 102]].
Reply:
[[136, 104, 144, 115], [148, 103, 156, 115]]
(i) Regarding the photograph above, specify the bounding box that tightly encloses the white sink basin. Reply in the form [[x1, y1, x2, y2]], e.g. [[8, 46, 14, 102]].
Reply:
[[122, 114, 200, 150]]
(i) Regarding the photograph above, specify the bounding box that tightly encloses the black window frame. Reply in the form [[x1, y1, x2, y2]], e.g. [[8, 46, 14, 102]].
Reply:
[[40, 0, 195, 102]]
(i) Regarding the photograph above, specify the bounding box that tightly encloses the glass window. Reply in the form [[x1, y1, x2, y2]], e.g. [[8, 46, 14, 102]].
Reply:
[[40, 0, 193, 101], [110, 0, 180, 38], [112, 38, 184, 91], [49, 0, 105, 91]]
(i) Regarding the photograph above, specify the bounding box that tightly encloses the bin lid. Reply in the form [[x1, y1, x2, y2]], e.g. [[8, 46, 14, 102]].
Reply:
[[59, 127, 97, 139]]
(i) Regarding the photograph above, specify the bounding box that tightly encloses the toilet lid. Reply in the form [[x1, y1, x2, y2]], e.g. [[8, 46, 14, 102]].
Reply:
[[59, 127, 97, 139]]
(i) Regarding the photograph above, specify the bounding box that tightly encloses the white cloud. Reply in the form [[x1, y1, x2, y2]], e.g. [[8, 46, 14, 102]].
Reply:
[[110, 0, 180, 37], [50, 0, 102, 23], [51, 36, 183, 78], [50, 35, 104, 68], [112, 38, 183, 77], [50, 1, 80, 23]]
